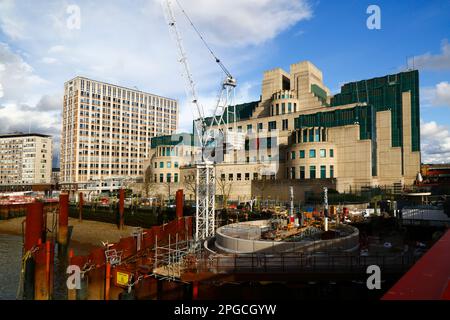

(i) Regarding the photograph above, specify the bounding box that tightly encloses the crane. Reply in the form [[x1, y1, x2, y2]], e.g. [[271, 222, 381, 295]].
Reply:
[[162, 0, 239, 241]]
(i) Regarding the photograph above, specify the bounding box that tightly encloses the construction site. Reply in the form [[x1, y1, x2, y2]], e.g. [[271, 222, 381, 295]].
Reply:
[[1, 0, 450, 303]]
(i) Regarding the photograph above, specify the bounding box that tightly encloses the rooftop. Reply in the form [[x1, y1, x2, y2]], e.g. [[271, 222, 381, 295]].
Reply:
[[0, 132, 52, 139]]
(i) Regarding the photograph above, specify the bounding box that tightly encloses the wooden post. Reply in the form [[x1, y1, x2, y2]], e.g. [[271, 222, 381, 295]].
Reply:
[[119, 188, 125, 230], [58, 193, 69, 256], [105, 262, 111, 301], [79, 192, 84, 222]]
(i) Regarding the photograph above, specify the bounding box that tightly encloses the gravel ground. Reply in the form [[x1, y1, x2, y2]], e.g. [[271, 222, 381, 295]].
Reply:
[[0, 215, 134, 248]]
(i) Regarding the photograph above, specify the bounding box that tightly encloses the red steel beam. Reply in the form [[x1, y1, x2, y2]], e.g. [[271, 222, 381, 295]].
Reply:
[[382, 229, 450, 300], [58, 193, 69, 247], [176, 189, 183, 219], [25, 201, 44, 251]]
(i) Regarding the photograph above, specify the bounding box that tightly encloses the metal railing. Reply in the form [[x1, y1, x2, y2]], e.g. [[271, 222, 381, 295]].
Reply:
[[186, 252, 418, 275]]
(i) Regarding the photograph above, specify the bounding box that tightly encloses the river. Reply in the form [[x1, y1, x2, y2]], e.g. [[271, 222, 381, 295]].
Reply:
[[0, 232, 95, 300], [0, 233, 22, 300]]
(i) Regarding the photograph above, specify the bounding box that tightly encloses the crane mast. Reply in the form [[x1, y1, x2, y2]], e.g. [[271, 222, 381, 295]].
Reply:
[[162, 0, 238, 241]]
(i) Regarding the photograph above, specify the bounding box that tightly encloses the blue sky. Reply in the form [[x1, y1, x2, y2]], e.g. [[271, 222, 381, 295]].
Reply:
[[0, 0, 449, 165]]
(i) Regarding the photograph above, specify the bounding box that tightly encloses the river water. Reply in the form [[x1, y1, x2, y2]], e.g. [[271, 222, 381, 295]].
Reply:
[[0, 233, 22, 300], [0, 232, 95, 300]]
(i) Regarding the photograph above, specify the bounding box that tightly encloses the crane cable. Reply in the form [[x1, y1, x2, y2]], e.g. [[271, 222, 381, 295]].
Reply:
[[174, 0, 233, 79]]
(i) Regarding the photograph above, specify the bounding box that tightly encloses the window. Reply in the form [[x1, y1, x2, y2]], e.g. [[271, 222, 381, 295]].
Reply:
[[320, 149, 326, 158], [167, 161, 171, 168], [330, 149, 334, 158], [315, 128, 320, 142], [245, 173, 250, 180], [291, 151, 296, 160], [276, 104, 279, 115], [257, 123, 263, 132], [309, 149, 316, 158], [330, 165, 334, 178], [281, 103, 285, 114], [154, 162, 157, 168], [309, 166, 316, 179], [174, 173, 178, 183], [290, 167, 296, 179], [237, 173, 242, 181], [159, 173, 164, 182], [154, 174, 157, 182], [228, 173, 233, 181], [320, 165, 326, 178], [253, 172, 258, 180], [300, 150, 305, 158], [309, 129, 314, 142], [268, 121, 277, 132], [221, 173, 225, 181], [167, 173, 171, 182], [247, 124, 253, 133], [237, 126, 242, 133], [322, 128, 327, 141], [282, 119, 288, 130], [303, 129, 308, 143], [174, 162, 179, 168], [159, 162, 164, 168], [288, 102, 292, 113], [300, 166, 305, 179]]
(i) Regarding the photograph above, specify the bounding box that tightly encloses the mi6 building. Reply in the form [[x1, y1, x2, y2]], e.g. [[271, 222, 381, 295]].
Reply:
[[145, 61, 421, 202]]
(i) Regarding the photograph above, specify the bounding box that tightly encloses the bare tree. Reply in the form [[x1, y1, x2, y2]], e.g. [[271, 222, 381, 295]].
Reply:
[[216, 171, 233, 210], [181, 167, 197, 201], [163, 181, 175, 205], [143, 154, 158, 198]]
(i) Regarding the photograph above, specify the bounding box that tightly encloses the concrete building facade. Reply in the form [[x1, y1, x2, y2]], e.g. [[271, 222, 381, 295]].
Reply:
[[143, 61, 421, 202], [0, 133, 53, 187], [60, 76, 179, 193]]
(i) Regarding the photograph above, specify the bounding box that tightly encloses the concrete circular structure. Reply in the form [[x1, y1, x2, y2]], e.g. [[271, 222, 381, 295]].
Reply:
[[214, 220, 359, 254]]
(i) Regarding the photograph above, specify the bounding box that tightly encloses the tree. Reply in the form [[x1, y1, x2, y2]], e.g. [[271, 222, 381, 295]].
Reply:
[[143, 155, 158, 198], [216, 171, 233, 210], [163, 181, 175, 205], [181, 167, 197, 201]]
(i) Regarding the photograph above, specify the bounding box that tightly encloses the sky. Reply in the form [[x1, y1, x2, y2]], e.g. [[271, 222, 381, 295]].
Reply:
[[0, 0, 449, 167]]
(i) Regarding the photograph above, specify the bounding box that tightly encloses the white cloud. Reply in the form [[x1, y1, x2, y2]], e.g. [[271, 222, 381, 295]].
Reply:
[[0, 0, 26, 40], [0, 0, 313, 166], [48, 45, 65, 54], [0, 82, 3, 98], [409, 39, 450, 71], [166, 0, 312, 46], [0, 42, 48, 103], [41, 57, 58, 64], [421, 120, 450, 163], [422, 81, 450, 107]]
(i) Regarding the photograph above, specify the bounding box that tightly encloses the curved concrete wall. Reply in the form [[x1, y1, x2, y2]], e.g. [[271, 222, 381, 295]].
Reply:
[[215, 220, 359, 254]]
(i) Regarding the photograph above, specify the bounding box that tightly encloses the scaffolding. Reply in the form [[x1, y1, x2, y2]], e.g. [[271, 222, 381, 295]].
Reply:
[[152, 232, 202, 281]]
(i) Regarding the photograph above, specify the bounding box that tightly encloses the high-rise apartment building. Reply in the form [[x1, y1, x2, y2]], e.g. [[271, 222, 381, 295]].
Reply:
[[60, 77, 178, 191], [0, 133, 53, 186]]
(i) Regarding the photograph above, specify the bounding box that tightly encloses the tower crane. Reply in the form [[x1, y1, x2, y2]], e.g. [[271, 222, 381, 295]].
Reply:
[[162, 0, 240, 241]]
